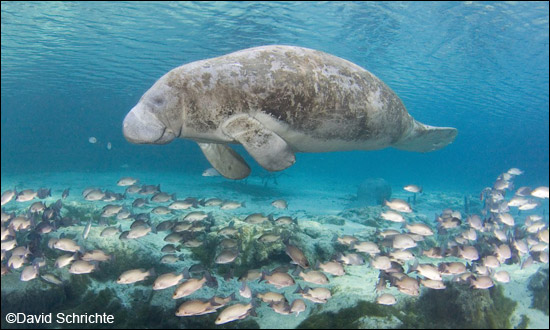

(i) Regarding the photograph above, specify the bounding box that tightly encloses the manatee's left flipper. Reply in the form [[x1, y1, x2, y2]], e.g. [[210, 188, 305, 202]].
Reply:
[[221, 114, 296, 172], [198, 142, 251, 180]]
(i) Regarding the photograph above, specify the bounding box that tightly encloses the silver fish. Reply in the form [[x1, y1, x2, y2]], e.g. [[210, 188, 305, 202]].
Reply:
[[54, 254, 77, 268], [132, 198, 148, 207], [202, 167, 220, 177], [16, 189, 37, 202], [493, 270, 510, 283], [392, 234, 417, 249], [82, 218, 92, 240], [100, 226, 121, 237], [262, 271, 295, 288], [290, 299, 306, 316], [117, 268, 155, 284], [81, 250, 111, 262], [183, 211, 208, 222], [376, 293, 397, 305], [127, 225, 151, 239], [385, 199, 412, 213], [215, 303, 254, 325], [394, 276, 419, 296], [244, 213, 269, 224], [405, 223, 434, 236], [83, 189, 105, 201], [470, 275, 494, 289], [101, 205, 123, 217], [161, 244, 179, 253], [117, 177, 139, 186], [10, 216, 32, 231], [257, 291, 286, 303], [380, 210, 405, 223], [413, 263, 442, 281], [126, 185, 142, 194], [41, 274, 64, 286], [420, 279, 446, 290], [176, 299, 219, 317], [297, 286, 331, 304], [457, 246, 479, 261], [239, 281, 252, 298], [220, 201, 245, 210], [172, 273, 216, 299], [151, 192, 175, 203], [20, 265, 39, 281], [152, 206, 172, 215], [29, 201, 46, 213], [204, 198, 223, 206], [1, 189, 16, 206], [7, 255, 26, 269], [215, 249, 239, 264], [298, 270, 329, 285], [69, 260, 97, 274], [53, 238, 82, 253], [153, 272, 184, 290], [160, 255, 180, 264], [337, 252, 365, 265], [403, 185, 422, 193], [318, 260, 345, 276], [168, 200, 195, 210], [285, 244, 309, 268], [531, 186, 549, 199], [271, 199, 288, 209]]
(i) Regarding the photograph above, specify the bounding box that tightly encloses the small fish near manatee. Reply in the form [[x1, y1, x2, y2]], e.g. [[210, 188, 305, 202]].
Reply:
[[403, 185, 422, 193], [202, 168, 221, 177], [122, 45, 457, 179]]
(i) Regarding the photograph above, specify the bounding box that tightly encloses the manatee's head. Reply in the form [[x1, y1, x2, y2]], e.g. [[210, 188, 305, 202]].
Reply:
[[123, 75, 182, 145]]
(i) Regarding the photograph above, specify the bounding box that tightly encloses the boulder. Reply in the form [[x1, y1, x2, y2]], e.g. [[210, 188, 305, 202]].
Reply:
[[357, 178, 392, 206]]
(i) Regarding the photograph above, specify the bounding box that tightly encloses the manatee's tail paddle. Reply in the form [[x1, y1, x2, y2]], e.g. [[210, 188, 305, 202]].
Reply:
[[393, 120, 457, 152]]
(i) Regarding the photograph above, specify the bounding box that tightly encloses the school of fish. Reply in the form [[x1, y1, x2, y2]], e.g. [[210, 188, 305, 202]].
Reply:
[[1, 167, 549, 324]]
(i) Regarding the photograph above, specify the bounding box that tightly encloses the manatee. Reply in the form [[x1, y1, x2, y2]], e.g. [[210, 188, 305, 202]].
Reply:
[[123, 45, 457, 179]]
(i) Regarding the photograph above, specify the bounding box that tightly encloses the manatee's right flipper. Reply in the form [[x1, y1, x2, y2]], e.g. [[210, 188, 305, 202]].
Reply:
[[393, 120, 458, 152], [198, 143, 251, 180]]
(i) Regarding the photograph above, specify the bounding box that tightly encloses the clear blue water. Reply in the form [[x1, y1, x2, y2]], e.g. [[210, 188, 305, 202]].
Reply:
[[2, 1, 548, 192], [1, 2, 549, 329]]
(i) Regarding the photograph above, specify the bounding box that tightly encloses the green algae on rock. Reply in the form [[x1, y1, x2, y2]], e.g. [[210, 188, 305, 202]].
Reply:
[[296, 300, 394, 329], [400, 282, 517, 329], [528, 266, 549, 315]]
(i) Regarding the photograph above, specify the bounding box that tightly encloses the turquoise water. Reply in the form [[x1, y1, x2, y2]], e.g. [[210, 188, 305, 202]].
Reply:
[[1, 2, 549, 329], [2, 1, 548, 191]]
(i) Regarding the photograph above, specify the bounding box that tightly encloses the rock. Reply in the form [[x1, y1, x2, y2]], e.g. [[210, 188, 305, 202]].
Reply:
[[292, 221, 338, 265], [528, 266, 549, 315], [399, 282, 517, 328], [357, 178, 392, 206], [317, 216, 346, 226]]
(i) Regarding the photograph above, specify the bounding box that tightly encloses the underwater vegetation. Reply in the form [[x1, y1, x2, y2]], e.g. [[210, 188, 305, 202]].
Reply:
[[1, 280, 260, 329], [296, 300, 392, 329], [528, 266, 549, 315], [297, 283, 518, 329], [400, 283, 517, 329]]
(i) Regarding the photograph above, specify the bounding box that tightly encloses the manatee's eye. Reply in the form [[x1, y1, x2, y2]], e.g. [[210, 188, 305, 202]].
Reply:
[[152, 96, 164, 106]]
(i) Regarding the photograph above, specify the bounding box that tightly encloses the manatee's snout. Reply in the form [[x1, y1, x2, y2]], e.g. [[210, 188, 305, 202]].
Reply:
[[123, 105, 176, 144]]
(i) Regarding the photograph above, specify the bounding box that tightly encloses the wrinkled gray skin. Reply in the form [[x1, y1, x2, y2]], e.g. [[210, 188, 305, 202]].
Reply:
[[123, 45, 457, 179]]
